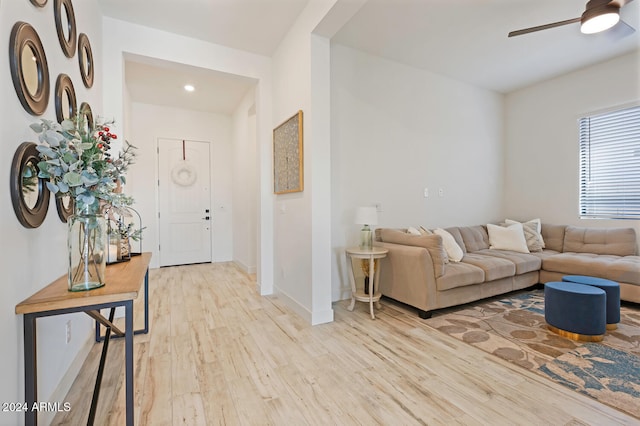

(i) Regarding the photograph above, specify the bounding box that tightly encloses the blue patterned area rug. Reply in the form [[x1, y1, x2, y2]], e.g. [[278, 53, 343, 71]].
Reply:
[[425, 289, 640, 419]]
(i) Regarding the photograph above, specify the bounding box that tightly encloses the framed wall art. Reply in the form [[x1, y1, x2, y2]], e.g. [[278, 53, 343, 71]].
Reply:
[[273, 110, 303, 194]]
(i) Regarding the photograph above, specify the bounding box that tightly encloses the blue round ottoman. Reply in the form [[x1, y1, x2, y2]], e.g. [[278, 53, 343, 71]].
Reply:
[[562, 275, 620, 330], [544, 281, 606, 342]]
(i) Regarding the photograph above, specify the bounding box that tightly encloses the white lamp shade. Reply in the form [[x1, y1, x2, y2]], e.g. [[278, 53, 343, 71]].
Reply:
[[355, 206, 378, 225]]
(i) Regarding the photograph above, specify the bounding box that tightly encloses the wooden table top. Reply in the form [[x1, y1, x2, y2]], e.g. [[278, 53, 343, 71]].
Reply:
[[16, 252, 152, 315]]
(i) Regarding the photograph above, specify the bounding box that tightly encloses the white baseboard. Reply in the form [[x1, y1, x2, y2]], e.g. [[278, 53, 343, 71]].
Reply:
[[275, 286, 311, 323], [311, 308, 334, 325], [274, 286, 334, 325], [233, 259, 256, 274]]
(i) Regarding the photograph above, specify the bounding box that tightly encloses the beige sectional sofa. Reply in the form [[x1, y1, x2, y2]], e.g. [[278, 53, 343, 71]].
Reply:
[[374, 224, 640, 318]]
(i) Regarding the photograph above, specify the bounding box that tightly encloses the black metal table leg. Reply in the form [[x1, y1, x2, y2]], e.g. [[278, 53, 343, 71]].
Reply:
[[95, 268, 150, 342], [87, 308, 115, 425], [141, 269, 149, 334], [24, 314, 37, 426], [125, 300, 134, 425]]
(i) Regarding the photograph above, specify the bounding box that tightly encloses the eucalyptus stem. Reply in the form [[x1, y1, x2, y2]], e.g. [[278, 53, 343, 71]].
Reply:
[[72, 221, 88, 283], [71, 215, 104, 287], [88, 223, 104, 283]]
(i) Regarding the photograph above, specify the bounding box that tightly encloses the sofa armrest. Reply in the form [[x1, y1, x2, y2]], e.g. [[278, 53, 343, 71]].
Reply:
[[375, 241, 439, 313]]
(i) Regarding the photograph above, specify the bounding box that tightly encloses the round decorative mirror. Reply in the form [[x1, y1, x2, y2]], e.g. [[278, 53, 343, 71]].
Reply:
[[22, 162, 39, 210], [56, 195, 74, 222], [30, 0, 48, 6], [55, 0, 77, 58], [79, 102, 94, 133], [21, 44, 39, 97], [10, 142, 50, 228], [78, 33, 94, 88], [55, 74, 77, 123], [9, 22, 50, 116]]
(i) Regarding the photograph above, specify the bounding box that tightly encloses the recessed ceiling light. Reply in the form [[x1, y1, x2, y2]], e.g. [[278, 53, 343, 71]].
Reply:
[[184, 84, 195, 92]]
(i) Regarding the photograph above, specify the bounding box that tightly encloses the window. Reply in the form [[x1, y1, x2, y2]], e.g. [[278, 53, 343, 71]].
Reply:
[[579, 105, 640, 219]]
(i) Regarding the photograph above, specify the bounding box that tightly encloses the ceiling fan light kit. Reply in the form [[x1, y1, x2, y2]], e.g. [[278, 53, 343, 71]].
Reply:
[[508, 0, 634, 37], [581, 5, 620, 33]]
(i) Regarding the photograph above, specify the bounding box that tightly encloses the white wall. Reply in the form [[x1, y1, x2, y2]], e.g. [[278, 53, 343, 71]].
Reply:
[[330, 44, 505, 301], [271, 0, 338, 324], [232, 89, 258, 274], [127, 103, 234, 266], [101, 17, 275, 293], [0, 1, 102, 424], [505, 50, 640, 248]]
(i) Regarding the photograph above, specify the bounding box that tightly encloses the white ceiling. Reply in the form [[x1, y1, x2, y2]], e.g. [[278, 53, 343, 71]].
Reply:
[[124, 55, 257, 115], [332, 0, 640, 93], [99, 0, 310, 114], [100, 0, 640, 114], [98, 0, 311, 56]]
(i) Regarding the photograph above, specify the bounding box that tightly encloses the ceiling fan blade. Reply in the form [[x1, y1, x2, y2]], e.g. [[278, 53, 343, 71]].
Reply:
[[508, 17, 581, 37]]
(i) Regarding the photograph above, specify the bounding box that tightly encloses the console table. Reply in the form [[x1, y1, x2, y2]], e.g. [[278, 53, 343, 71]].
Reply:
[[15, 252, 152, 426]]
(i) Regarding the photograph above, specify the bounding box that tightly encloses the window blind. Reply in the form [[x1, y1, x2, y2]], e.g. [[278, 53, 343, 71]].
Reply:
[[579, 105, 640, 219]]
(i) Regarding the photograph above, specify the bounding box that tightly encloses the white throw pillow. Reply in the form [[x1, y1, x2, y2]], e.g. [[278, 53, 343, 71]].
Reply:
[[419, 226, 433, 236], [406, 226, 422, 236], [433, 228, 464, 262], [505, 218, 546, 249], [487, 223, 530, 253]]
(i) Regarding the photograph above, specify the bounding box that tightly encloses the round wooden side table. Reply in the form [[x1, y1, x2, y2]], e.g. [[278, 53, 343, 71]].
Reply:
[[345, 246, 388, 319]]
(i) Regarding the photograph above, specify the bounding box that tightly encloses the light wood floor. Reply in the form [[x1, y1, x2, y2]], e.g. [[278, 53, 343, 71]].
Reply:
[[53, 262, 640, 425]]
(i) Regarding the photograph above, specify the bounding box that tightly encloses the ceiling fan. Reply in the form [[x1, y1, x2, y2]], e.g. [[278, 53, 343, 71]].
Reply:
[[508, 0, 635, 37]]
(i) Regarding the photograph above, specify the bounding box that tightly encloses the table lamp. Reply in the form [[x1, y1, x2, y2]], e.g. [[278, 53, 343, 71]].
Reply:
[[355, 206, 378, 250]]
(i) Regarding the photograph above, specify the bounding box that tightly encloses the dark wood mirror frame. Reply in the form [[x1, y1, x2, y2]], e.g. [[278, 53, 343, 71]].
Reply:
[[55, 73, 77, 123], [54, 0, 77, 58], [78, 33, 94, 88], [10, 142, 50, 229], [29, 0, 48, 6], [79, 102, 94, 133], [9, 22, 50, 116], [56, 195, 74, 222]]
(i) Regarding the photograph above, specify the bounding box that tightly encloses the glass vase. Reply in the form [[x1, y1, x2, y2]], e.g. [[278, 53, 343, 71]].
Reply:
[[68, 202, 107, 291]]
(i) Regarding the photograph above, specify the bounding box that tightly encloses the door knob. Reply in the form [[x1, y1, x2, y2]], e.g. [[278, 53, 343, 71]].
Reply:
[[202, 216, 210, 220]]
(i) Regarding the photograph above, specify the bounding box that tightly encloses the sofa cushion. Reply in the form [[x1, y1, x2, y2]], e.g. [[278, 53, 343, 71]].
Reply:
[[563, 226, 637, 256], [541, 224, 566, 252], [419, 226, 433, 235], [379, 228, 447, 277], [475, 249, 542, 274], [434, 228, 464, 262], [444, 227, 467, 254], [528, 249, 561, 261], [461, 253, 516, 281], [407, 226, 421, 236], [458, 225, 490, 252], [542, 253, 640, 285], [436, 262, 485, 291]]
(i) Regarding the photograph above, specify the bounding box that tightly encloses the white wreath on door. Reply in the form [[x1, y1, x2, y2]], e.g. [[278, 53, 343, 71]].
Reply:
[[171, 160, 197, 187]]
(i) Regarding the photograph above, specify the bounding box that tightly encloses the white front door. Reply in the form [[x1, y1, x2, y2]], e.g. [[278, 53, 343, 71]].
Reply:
[[158, 138, 212, 267]]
